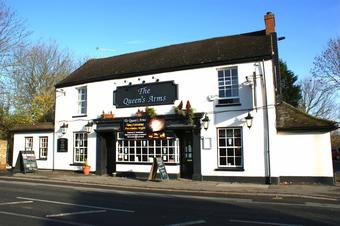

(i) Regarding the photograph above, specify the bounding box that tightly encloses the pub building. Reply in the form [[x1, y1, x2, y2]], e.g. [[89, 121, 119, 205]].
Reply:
[[11, 12, 338, 184]]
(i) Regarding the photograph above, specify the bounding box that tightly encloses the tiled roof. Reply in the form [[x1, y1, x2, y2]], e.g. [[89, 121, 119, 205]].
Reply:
[[10, 122, 54, 132], [56, 30, 272, 88], [276, 102, 338, 132]]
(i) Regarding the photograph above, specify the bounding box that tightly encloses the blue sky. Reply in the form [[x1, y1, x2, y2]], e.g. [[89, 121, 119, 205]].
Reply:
[[5, 0, 340, 80]]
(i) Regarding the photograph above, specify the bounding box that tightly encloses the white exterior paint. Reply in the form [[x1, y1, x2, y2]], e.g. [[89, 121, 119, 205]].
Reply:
[[273, 132, 333, 177], [12, 132, 54, 169], [54, 60, 278, 177]]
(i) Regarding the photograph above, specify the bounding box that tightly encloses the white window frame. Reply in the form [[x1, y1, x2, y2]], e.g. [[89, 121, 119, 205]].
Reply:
[[74, 132, 88, 163], [25, 137, 33, 151], [217, 127, 243, 168], [39, 136, 48, 159], [77, 86, 87, 115], [116, 133, 179, 163], [217, 67, 239, 104]]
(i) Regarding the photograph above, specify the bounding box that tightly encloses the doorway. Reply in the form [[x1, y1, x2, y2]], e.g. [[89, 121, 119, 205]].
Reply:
[[96, 132, 115, 175], [178, 131, 193, 179]]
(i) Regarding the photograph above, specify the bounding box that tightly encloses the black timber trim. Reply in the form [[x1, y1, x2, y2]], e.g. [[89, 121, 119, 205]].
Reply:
[[202, 176, 279, 184], [72, 115, 87, 118], [116, 162, 180, 166], [11, 129, 54, 133], [279, 176, 335, 185], [69, 163, 84, 166], [115, 171, 180, 180], [56, 55, 272, 88], [214, 167, 244, 171]]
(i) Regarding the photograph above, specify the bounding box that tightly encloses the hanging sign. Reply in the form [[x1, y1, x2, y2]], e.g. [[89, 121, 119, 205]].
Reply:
[[114, 81, 178, 108]]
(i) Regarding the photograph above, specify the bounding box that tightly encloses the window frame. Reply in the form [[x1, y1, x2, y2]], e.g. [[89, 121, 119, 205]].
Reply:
[[77, 86, 87, 115], [25, 137, 33, 151], [39, 136, 48, 159], [73, 132, 88, 163], [217, 67, 240, 105], [217, 127, 243, 169], [116, 132, 180, 164]]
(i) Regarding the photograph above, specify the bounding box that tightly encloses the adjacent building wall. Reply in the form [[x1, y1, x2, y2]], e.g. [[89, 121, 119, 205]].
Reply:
[[12, 132, 54, 169], [0, 140, 7, 170]]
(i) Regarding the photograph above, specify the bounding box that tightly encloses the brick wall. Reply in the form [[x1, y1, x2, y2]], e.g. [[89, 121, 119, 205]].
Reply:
[[0, 140, 7, 170]]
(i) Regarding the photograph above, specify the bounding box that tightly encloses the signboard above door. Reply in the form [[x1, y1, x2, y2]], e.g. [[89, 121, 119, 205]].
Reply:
[[113, 81, 178, 108]]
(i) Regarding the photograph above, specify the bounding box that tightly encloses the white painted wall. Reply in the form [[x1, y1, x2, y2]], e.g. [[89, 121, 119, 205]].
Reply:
[[54, 59, 333, 180], [12, 132, 54, 169], [274, 132, 333, 177], [55, 60, 276, 177]]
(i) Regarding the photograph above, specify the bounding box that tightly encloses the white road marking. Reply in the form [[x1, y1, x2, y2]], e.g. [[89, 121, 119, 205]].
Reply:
[[164, 220, 206, 226], [17, 197, 134, 213], [46, 210, 106, 218], [229, 219, 303, 226], [0, 211, 93, 226], [0, 201, 33, 206]]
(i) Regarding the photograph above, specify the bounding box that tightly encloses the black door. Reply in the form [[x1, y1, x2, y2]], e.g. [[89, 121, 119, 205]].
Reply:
[[96, 132, 115, 175], [178, 131, 193, 179]]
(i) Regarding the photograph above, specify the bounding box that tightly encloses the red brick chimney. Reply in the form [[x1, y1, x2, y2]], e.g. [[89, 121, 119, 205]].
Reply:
[[264, 12, 275, 34]]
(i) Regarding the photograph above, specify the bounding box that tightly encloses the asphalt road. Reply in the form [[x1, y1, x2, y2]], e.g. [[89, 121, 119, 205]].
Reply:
[[0, 180, 339, 226]]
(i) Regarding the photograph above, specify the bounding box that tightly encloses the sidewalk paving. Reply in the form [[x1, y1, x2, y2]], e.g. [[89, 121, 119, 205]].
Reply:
[[1, 170, 339, 202]]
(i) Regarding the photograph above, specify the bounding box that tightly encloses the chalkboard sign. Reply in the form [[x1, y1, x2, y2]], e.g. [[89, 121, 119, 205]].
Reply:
[[57, 138, 68, 152], [156, 158, 169, 180], [14, 151, 38, 173], [148, 157, 169, 180]]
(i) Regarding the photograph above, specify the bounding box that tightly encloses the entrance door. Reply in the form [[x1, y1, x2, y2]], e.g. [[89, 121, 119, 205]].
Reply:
[[179, 131, 193, 179], [96, 132, 115, 175]]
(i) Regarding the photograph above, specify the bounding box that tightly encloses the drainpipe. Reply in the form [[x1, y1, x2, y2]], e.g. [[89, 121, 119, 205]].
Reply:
[[262, 60, 272, 184]]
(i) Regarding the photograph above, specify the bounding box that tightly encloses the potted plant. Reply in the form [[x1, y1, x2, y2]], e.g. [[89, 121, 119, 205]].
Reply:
[[101, 111, 114, 119], [174, 100, 194, 124], [82, 159, 91, 175]]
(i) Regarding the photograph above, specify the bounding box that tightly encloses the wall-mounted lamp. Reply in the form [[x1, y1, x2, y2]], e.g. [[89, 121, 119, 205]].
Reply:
[[85, 121, 93, 133], [202, 113, 210, 130], [245, 112, 253, 129], [60, 123, 68, 134], [56, 89, 66, 96]]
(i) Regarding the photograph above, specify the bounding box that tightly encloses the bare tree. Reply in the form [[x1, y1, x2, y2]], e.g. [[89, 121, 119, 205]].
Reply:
[[299, 76, 338, 119], [11, 41, 75, 122], [0, 0, 29, 108], [312, 37, 340, 92]]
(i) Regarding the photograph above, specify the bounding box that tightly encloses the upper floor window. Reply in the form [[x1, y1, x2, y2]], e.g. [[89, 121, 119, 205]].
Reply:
[[217, 67, 240, 105], [25, 137, 33, 151], [77, 86, 87, 115]]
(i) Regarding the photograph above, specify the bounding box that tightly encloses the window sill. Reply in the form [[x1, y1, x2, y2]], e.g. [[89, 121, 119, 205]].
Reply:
[[215, 103, 241, 107], [37, 158, 47, 161], [70, 163, 84, 166], [215, 167, 244, 171], [72, 114, 87, 118]]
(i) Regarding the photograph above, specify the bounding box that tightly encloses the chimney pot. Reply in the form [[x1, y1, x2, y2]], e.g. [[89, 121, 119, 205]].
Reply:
[[264, 12, 275, 34]]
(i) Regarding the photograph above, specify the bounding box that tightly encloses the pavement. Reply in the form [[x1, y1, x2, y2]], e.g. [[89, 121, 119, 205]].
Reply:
[[0, 169, 339, 202]]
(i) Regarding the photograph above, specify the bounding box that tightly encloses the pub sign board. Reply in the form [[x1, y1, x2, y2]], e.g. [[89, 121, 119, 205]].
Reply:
[[113, 81, 178, 108]]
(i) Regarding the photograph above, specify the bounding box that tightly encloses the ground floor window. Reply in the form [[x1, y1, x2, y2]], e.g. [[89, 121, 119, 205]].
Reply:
[[25, 137, 33, 151], [116, 133, 179, 163], [74, 132, 88, 163], [39, 136, 48, 159], [217, 127, 242, 167]]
